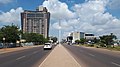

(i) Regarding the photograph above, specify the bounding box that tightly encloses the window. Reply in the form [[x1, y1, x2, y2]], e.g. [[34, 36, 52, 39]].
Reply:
[[27, 14, 35, 17]]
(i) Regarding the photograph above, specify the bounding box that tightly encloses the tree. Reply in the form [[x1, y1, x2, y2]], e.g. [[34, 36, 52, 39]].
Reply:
[[99, 33, 117, 47], [0, 25, 20, 43], [51, 37, 57, 43], [80, 38, 86, 44], [75, 40, 80, 44], [22, 33, 48, 44], [0, 31, 4, 42], [93, 38, 100, 44]]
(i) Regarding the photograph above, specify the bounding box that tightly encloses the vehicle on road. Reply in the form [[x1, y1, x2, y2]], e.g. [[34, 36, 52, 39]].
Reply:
[[0, 43, 3, 49], [44, 43, 52, 50]]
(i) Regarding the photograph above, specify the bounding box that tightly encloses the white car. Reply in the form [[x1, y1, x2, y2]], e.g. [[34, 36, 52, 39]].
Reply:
[[44, 43, 52, 50]]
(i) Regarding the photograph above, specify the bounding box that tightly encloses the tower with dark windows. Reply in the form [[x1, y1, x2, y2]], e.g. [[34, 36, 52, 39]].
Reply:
[[21, 6, 50, 38]]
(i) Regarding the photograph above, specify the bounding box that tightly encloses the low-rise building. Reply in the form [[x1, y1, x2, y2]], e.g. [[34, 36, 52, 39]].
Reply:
[[70, 32, 85, 43], [85, 33, 95, 40]]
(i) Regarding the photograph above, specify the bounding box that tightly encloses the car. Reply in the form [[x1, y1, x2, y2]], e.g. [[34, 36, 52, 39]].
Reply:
[[0, 43, 4, 49], [7, 43, 16, 48], [44, 43, 52, 50]]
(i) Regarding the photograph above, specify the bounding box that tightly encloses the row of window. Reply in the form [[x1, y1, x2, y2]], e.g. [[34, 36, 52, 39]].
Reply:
[[25, 28, 44, 34], [27, 13, 44, 17], [85, 34, 94, 36]]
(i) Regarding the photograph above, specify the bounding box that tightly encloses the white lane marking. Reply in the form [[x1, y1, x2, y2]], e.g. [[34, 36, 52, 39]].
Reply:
[[64, 46, 82, 67], [88, 53, 95, 57], [39, 48, 54, 67], [16, 56, 26, 60], [111, 62, 120, 67]]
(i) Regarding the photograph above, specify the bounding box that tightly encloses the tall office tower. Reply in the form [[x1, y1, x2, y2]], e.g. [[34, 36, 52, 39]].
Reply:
[[21, 6, 50, 38]]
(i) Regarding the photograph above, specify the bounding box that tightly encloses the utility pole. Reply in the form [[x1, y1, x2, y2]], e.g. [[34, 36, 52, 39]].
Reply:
[[58, 19, 61, 46], [3, 37, 5, 48]]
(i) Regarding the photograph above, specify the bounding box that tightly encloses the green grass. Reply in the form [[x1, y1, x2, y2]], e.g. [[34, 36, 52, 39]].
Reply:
[[75, 44, 120, 51], [84, 44, 120, 51], [106, 46, 120, 51]]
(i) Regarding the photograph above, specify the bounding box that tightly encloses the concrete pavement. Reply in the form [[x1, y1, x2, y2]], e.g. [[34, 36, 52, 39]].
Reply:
[[39, 45, 81, 67]]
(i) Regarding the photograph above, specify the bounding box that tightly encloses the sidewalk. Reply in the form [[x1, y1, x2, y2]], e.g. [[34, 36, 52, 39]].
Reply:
[[39, 45, 81, 67]]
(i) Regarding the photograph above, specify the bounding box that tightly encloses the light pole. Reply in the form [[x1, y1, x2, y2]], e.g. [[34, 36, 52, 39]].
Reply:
[[3, 37, 5, 48], [58, 19, 61, 46], [19, 34, 22, 47]]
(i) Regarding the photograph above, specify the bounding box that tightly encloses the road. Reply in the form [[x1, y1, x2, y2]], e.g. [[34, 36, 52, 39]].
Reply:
[[63, 44, 120, 67], [0, 46, 53, 67]]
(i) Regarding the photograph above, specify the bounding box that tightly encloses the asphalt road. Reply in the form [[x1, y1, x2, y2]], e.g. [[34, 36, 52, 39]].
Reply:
[[63, 44, 120, 67], [0, 46, 54, 67]]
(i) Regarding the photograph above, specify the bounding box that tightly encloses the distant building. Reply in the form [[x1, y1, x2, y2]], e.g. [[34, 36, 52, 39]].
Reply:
[[80, 32, 85, 38], [113, 39, 120, 46], [70, 32, 85, 43], [85, 33, 95, 40], [21, 6, 50, 38]]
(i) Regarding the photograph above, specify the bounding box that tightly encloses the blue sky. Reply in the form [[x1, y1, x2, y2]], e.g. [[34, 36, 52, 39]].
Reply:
[[0, 0, 85, 12], [0, 0, 120, 18], [0, 0, 120, 39], [0, 0, 44, 12]]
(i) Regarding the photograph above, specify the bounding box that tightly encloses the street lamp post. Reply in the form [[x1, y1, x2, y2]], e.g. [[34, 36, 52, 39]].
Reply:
[[58, 19, 61, 47], [3, 37, 5, 48], [59, 26, 61, 46], [19, 35, 22, 47]]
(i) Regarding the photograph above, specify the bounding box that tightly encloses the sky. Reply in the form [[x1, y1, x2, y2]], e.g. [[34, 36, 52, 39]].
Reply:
[[0, 0, 120, 39]]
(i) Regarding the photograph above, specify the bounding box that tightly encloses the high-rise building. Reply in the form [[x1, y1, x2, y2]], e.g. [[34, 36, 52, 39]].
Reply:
[[21, 6, 50, 38]]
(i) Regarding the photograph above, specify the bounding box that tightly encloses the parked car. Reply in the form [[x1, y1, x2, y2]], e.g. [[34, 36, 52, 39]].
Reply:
[[7, 43, 16, 48], [44, 43, 52, 50], [0, 43, 3, 49]]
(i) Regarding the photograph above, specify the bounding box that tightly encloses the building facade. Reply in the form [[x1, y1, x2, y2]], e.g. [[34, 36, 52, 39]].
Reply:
[[21, 6, 50, 38], [70, 32, 85, 43], [85, 33, 95, 40]]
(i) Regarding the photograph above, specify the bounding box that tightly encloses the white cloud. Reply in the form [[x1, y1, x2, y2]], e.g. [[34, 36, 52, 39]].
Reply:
[[0, 0, 13, 4], [0, 7, 23, 26], [42, 0, 120, 38], [42, 0, 76, 20], [73, 0, 120, 37]]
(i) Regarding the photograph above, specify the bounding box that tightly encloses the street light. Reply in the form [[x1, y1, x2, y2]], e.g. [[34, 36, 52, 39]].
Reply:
[[58, 19, 61, 47], [3, 37, 5, 48], [59, 26, 61, 46]]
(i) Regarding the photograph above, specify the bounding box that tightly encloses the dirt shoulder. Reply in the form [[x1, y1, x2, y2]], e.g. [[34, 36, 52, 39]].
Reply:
[[0, 45, 43, 54]]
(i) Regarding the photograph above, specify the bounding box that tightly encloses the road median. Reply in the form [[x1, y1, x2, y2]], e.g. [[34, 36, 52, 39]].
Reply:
[[39, 45, 81, 67]]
